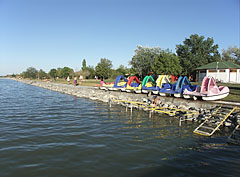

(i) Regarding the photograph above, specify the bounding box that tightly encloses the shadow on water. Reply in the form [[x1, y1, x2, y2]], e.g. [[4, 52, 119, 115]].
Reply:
[[117, 129, 240, 177], [135, 143, 240, 177], [105, 106, 240, 177]]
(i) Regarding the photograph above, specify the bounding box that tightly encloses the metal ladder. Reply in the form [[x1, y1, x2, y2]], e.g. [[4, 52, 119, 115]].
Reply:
[[227, 125, 240, 145], [193, 106, 237, 136]]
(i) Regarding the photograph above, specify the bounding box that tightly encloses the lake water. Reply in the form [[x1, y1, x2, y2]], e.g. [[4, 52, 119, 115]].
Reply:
[[0, 79, 239, 177]]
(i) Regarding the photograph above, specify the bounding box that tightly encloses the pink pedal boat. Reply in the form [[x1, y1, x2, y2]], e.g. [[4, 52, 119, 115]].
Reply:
[[183, 76, 230, 101]]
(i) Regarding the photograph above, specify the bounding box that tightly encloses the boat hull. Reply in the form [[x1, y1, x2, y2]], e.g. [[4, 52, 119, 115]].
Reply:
[[108, 87, 115, 91], [159, 92, 172, 96], [120, 88, 126, 92], [134, 90, 142, 94], [202, 92, 229, 101], [126, 89, 136, 93], [183, 94, 199, 100], [174, 93, 182, 98], [99, 87, 108, 90], [183, 94, 191, 99], [141, 90, 149, 94]]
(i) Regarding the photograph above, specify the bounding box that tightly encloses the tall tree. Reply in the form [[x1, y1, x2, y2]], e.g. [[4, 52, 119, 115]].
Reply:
[[116, 65, 129, 76], [151, 49, 182, 76], [111, 65, 130, 79], [85, 66, 95, 79], [48, 68, 57, 79], [130, 45, 161, 78], [82, 59, 87, 71], [95, 58, 113, 79], [22, 67, 38, 79], [59, 67, 74, 78], [176, 34, 220, 75], [77, 65, 95, 79], [38, 69, 47, 79], [222, 46, 240, 64]]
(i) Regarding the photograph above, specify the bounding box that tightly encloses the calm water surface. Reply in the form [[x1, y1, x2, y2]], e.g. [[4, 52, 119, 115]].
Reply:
[[0, 79, 239, 177]]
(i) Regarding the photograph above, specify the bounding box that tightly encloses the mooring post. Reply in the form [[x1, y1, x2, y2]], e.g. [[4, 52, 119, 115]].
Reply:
[[109, 98, 111, 108], [126, 104, 128, 112], [131, 104, 133, 115], [179, 118, 182, 126]]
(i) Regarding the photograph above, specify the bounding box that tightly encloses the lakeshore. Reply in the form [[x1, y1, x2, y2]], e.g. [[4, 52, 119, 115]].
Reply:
[[16, 78, 240, 108], [16, 78, 222, 109]]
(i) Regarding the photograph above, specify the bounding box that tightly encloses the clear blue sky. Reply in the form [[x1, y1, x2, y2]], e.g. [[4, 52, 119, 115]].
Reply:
[[0, 0, 239, 75]]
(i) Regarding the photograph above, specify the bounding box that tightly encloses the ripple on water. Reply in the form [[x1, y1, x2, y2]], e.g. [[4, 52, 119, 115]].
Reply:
[[0, 79, 240, 177]]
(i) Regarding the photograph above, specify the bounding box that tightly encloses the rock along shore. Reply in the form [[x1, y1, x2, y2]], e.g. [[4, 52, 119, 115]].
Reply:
[[15, 79, 240, 120], [13, 79, 240, 125], [16, 79, 234, 110]]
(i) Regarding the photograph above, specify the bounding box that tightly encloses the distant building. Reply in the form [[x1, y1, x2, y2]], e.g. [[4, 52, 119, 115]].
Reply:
[[196, 61, 240, 83]]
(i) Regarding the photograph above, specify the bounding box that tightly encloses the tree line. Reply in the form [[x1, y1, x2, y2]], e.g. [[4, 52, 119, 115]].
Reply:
[[18, 59, 130, 80], [18, 34, 240, 80]]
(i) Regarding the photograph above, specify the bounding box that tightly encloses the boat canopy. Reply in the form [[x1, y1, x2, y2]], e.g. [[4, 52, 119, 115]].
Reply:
[[180, 76, 191, 87], [125, 76, 141, 91], [174, 76, 183, 92], [178, 76, 192, 91], [114, 75, 128, 88], [127, 76, 140, 86], [200, 77, 209, 93], [208, 77, 218, 92], [156, 75, 170, 88], [179, 76, 199, 92], [142, 76, 156, 86], [200, 76, 219, 93]]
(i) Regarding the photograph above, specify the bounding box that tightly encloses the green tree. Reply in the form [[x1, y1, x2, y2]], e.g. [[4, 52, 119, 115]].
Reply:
[[176, 34, 220, 75], [111, 65, 130, 79], [95, 58, 113, 79], [222, 46, 240, 64], [59, 67, 74, 78], [82, 59, 87, 71], [151, 49, 182, 75], [110, 69, 120, 79], [130, 45, 162, 78], [116, 65, 129, 75], [22, 67, 38, 79], [76, 65, 95, 79], [38, 69, 47, 79], [56, 68, 62, 78], [85, 66, 95, 79], [48, 68, 57, 79]]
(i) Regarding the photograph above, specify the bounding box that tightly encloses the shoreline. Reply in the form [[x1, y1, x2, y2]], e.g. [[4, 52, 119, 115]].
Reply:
[[12, 78, 240, 108], [6, 78, 240, 134]]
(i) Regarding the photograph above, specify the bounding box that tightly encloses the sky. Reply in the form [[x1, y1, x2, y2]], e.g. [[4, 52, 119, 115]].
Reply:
[[0, 0, 239, 75]]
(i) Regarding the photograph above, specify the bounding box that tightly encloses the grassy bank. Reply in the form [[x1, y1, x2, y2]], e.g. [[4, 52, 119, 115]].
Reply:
[[53, 78, 115, 86]]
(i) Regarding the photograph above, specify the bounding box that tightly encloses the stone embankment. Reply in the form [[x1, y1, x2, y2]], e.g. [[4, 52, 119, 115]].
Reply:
[[19, 79, 221, 109], [16, 79, 240, 126]]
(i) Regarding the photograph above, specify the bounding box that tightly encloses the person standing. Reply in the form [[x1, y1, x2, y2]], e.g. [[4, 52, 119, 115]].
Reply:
[[67, 76, 70, 83], [100, 78, 104, 86], [152, 95, 159, 106], [74, 76, 78, 86]]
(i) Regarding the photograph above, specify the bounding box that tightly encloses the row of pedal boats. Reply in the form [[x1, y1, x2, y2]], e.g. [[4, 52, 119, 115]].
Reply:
[[99, 75, 230, 101]]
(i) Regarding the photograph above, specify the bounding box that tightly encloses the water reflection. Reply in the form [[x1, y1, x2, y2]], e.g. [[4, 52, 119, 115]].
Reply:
[[103, 104, 196, 143], [1, 79, 240, 177]]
